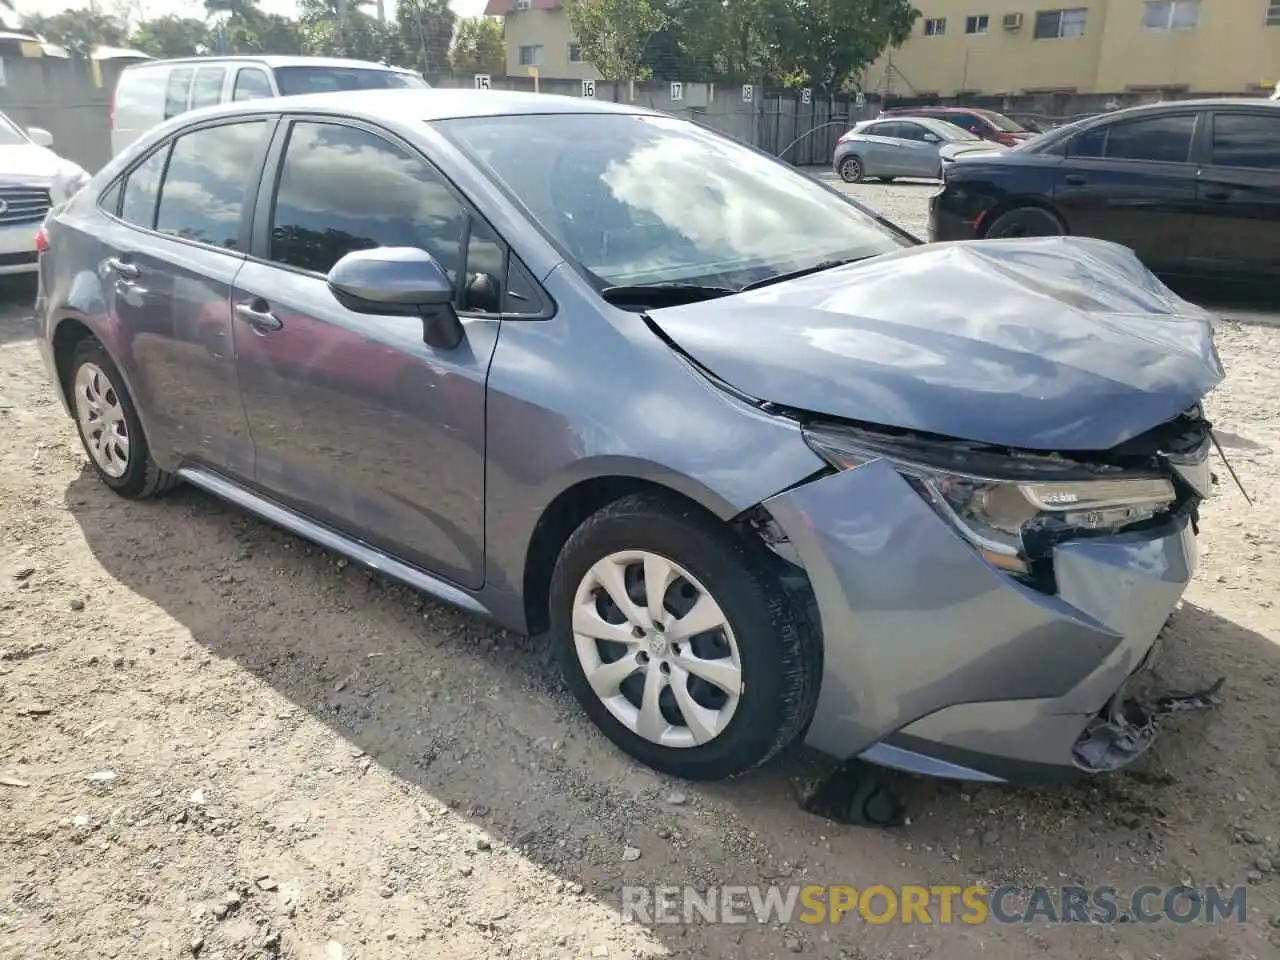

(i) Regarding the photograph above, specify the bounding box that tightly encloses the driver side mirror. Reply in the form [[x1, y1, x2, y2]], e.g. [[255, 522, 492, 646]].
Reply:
[[327, 247, 464, 350], [27, 126, 54, 148]]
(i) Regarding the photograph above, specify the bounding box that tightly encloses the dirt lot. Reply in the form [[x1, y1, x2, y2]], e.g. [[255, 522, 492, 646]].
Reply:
[[4, 185, 1280, 960]]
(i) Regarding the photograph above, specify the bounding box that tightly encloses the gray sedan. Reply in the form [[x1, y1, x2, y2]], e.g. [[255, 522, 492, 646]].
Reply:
[[833, 115, 997, 182], [36, 90, 1222, 785]]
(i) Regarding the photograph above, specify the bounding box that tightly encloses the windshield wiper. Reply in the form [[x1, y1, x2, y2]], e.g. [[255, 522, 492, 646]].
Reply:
[[740, 256, 870, 292], [600, 282, 739, 307]]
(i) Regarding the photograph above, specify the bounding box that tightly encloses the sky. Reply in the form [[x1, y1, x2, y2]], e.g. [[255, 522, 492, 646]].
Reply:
[[11, 0, 491, 24]]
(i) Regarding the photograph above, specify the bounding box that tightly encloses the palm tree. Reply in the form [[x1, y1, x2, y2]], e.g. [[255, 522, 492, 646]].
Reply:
[[203, 0, 261, 16]]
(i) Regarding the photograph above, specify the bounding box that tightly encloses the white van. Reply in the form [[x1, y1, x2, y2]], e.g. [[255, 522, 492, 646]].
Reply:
[[110, 55, 429, 157]]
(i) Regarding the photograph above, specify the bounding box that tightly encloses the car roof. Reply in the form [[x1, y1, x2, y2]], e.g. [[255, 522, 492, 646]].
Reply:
[[190, 87, 655, 123], [123, 55, 414, 72]]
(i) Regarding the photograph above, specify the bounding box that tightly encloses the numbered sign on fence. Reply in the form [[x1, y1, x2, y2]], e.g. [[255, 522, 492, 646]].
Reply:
[[854, 91, 866, 107], [582, 79, 596, 98], [741, 83, 754, 103], [670, 81, 684, 101], [474, 74, 490, 90], [801, 88, 812, 104]]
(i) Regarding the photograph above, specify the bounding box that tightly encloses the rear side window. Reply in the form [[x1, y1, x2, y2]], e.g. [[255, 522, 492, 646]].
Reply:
[[233, 68, 273, 101], [190, 67, 226, 109], [118, 145, 170, 229], [868, 121, 902, 138], [1210, 113, 1280, 169], [163, 67, 194, 120], [155, 121, 266, 248], [1103, 114, 1196, 163]]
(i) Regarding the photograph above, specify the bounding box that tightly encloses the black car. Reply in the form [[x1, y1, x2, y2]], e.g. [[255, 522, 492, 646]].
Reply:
[[929, 98, 1280, 281]]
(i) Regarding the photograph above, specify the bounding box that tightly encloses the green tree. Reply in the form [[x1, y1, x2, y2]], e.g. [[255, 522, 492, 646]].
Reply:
[[666, 0, 781, 84], [397, 0, 455, 75], [566, 0, 667, 81], [203, 0, 262, 15], [20, 8, 129, 48], [130, 16, 209, 58], [449, 17, 504, 76], [772, 0, 918, 92], [299, 0, 398, 62]]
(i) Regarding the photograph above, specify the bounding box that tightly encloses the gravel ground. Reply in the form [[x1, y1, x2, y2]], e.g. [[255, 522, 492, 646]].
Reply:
[[3, 185, 1280, 960]]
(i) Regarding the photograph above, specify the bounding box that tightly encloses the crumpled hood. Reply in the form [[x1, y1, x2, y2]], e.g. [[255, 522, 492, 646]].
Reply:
[[647, 236, 1224, 451]]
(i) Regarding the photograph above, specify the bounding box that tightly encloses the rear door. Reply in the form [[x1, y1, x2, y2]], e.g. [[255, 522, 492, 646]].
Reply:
[[857, 121, 908, 174], [231, 117, 509, 589], [1051, 111, 1200, 272], [1188, 109, 1280, 278], [97, 116, 272, 479]]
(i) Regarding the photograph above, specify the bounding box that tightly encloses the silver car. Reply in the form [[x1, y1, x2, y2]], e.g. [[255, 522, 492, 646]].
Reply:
[[35, 90, 1223, 786], [833, 116, 997, 183]]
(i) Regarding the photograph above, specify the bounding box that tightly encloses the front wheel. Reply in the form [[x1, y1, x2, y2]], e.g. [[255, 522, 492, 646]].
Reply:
[[549, 491, 821, 780]]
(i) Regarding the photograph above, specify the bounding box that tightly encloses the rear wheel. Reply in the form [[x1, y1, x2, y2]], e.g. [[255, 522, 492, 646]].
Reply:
[[66, 337, 178, 500], [838, 155, 864, 183], [984, 205, 1065, 240], [549, 491, 821, 780]]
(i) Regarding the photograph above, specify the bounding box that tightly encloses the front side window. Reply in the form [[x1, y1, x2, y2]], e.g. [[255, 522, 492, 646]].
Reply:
[[1034, 8, 1088, 38], [518, 45, 543, 66], [163, 67, 194, 119], [190, 67, 226, 109], [119, 145, 170, 229], [966, 14, 989, 33], [1066, 125, 1108, 158], [154, 121, 266, 248], [924, 18, 947, 35], [1143, 0, 1200, 29], [976, 110, 1028, 132], [898, 122, 930, 142], [0, 113, 30, 146], [273, 67, 424, 96], [1210, 113, 1280, 169], [233, 68, 273, 101], [439, 112, 909, 290], [268, 121, 470, 280], [1101, 114, 1196, 163]]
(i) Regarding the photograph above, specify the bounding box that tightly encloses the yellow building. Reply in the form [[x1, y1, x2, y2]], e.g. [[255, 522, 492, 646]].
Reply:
[[484, 0, 600, 82], [864, 0, 1280, 97]]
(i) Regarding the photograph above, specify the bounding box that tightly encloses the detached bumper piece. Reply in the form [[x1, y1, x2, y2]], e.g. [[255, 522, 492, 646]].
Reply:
[[1072, 673, 1225, 774]]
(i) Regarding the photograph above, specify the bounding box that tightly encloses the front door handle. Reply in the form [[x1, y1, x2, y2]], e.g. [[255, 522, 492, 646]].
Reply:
[[1203, 189, 1232, 202], [234, 301, 283, 334], [106, 257, 140, 280], [1063, 174, 1087, 186]]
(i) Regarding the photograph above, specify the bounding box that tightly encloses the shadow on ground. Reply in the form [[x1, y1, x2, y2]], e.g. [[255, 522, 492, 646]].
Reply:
[[64, 464, 1280, 957]]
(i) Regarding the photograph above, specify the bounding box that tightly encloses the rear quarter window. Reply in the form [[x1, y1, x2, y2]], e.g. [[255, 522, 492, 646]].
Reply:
[[164, 68, 194, 120]]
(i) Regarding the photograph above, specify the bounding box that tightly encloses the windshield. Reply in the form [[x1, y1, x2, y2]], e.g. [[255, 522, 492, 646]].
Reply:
[[438, 113, 908, 289], [0, 114, 28, 147], [978, 110, 1028, 133], [275, 66, 426, 96], [932, 121, 981, 141]]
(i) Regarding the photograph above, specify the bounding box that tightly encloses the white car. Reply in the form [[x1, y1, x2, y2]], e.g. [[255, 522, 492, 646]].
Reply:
[[0, 112, 89, 276]]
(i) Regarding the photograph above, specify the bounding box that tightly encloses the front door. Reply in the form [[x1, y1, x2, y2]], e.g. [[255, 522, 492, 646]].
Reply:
[[233, 118, 500, 589], [1052, 111, 1200, 273], [97, 118, 268, 480], [1188, 110, 1280, 279], [894, 120, 944, 177]]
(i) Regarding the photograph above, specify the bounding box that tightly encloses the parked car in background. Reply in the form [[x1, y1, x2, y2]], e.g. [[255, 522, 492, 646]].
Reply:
[[111, 55, 429, 156], [0, 110, 88, 277], [833, 115, 1001, 182], [930, 98, 1280, 281], [879, 105, 1037, 147], [37, 90, 1222, 787]]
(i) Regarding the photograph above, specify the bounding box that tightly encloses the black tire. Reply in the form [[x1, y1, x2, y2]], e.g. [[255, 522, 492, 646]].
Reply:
[[876, 176, 896, 183], [838, 155, 865, 183], [65, 337, 179, 500], [984, 205, 1065, 240], [549, 490, 822, 781]]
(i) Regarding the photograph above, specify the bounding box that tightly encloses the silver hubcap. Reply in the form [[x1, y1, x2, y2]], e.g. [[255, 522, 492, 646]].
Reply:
[[73, 362, 130, 479], [572, 550, 743, 749], [842, 158, 860, 180]]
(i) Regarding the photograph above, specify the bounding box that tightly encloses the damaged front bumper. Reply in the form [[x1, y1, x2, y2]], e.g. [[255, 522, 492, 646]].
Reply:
[[763, 457, 1209, 784]]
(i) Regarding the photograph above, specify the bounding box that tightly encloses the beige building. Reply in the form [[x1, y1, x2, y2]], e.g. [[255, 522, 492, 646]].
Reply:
[[864, 0, 1280, 97], [483, 0, 600, 81]]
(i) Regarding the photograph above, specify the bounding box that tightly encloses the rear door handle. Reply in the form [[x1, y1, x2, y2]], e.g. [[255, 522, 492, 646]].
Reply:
[[1203, 189, 1233, 201], [106, 257, 140, 280], [234, 301, 283, 334], [1063, 174, 1087, 186]]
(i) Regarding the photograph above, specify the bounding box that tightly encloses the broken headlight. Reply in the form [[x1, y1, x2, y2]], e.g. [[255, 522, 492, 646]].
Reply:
[[802, 424, 1177, 576]]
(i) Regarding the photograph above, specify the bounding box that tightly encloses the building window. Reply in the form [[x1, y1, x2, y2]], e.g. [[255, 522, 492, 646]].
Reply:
[[1143, 0, 1200, 29], [923, 17, 947, 35], [518, 44, 542, 66], [568, 42, 582, 62], [965, 14, 989, 32], [1033, 7, 1088, 38], [1266, 0, 1280, 24], [514, 0, 531, 8]]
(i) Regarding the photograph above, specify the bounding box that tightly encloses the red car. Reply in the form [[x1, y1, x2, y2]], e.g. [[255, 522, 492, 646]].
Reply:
[[877, 106, 1037, 147]]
